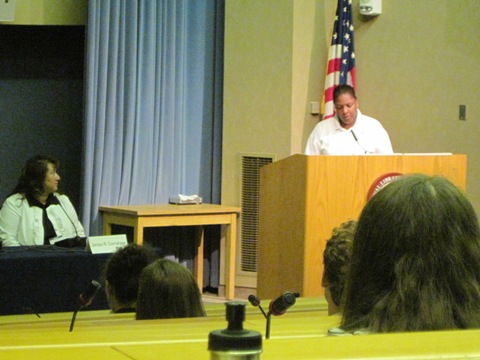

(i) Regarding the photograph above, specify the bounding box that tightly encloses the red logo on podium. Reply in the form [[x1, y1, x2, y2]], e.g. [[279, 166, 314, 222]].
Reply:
[[367, 172, 402, 200]]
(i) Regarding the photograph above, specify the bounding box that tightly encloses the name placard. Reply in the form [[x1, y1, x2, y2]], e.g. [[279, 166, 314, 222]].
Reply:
[[86, 234, 128, 254]]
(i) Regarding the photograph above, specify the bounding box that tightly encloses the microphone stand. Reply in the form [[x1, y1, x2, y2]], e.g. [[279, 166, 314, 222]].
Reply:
[[266, 311, 272, 339], [69, 280, 101, 332], [69, 302, 89, 332], [257, 304, 267, 319], [69, 309, 79, 332], [249, 292, 297, 340], [251, 299, 270, 338], [256, 302, 271, 339]]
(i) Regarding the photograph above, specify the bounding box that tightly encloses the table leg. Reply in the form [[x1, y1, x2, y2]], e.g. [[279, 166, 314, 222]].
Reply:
[[194, 226, 204, 292], [103, 216, 112, 235], [133, 219, 144, 244], [224, 213, 237, 300]]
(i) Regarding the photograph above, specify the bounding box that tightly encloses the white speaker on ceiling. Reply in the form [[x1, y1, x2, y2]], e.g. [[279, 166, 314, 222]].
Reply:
[[359, 0, 382, 16]]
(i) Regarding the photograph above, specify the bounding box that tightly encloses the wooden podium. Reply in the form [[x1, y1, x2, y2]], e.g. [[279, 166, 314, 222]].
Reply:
[[257, 154, 467, 299]]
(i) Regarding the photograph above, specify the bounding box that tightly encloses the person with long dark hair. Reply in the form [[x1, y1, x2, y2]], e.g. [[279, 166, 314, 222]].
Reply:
[[136, 259, 206, 320], [0, 155, 85, 246], [340, 174, 480, 333]]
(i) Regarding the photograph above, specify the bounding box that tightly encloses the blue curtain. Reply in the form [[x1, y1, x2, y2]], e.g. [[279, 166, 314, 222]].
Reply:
[[82, 0, 223, 286]]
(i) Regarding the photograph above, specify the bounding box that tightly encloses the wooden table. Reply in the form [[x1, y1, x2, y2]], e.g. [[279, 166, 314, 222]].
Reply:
[[0, 298, 337, 359], [99, 204, 241, 299], [4, 301, 480, 360]]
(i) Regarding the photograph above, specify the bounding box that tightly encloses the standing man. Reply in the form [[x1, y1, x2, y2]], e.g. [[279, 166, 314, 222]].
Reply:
[[305, 85, 393, 155]]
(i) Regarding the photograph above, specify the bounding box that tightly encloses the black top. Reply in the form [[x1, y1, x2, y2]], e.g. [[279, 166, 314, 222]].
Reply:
[[26, 193, 59, 244]]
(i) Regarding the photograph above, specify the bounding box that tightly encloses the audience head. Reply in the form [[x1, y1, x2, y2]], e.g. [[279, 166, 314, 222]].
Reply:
[[341, 174, 480, 333], [322, 220, 356, 315], [12, 155, 60, 198], [136, 258, 206, 320], [103, 244, 159, 313]]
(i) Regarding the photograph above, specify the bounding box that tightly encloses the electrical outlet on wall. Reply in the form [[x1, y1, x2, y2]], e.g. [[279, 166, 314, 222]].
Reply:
[[459, 105, 467, 120]]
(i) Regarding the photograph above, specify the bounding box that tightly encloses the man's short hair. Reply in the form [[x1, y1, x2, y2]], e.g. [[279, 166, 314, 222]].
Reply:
[[323, 220, 356, 306]]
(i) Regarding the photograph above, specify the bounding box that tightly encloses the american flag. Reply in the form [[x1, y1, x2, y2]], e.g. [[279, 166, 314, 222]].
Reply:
[[321, 0, 356, 120]]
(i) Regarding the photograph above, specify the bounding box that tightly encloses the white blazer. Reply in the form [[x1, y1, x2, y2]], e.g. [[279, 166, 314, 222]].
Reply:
[[0, 193, 85, 246]]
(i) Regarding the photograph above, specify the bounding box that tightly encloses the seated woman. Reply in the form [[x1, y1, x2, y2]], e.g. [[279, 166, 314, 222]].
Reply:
[[0, 155, 85, 246], [339, 174, 480, 333], [136, 258, 206, 320], [102, 243, 159, 313]]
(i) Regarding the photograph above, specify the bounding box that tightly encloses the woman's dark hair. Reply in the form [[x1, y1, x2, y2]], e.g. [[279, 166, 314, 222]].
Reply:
[[333, 84, 356, 103], [103, 244, 159, 306], [341, 174, 480, 333], [136, 259, 205, 320], [11, 155, 59, 198]]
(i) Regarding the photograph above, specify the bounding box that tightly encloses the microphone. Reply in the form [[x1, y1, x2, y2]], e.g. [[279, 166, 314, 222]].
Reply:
[[268, 292, 297, 316], [249, 292, 298, 339], [248, 294, 260, 306], [265, 292, 297, 339], [351, 129, 359, 142], [351, 130, 367, 154], [69, 280, 102, 332], [54, 196, 86, 247], [78, 280, 102, 308], [248, 294, 267, 319]]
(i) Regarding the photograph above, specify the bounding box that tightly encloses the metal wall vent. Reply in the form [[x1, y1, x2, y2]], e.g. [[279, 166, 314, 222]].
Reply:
[[240, 155, 273, 273]]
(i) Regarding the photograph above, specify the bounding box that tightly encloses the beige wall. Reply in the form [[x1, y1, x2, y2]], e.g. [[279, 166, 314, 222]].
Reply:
[[223, 0, 480, 215], [223, 0, 291, 207], [0, 0, 87, 25]]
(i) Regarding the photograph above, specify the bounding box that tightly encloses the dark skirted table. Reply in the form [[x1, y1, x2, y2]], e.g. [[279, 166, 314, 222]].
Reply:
[[0, 246, 111, 315]]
